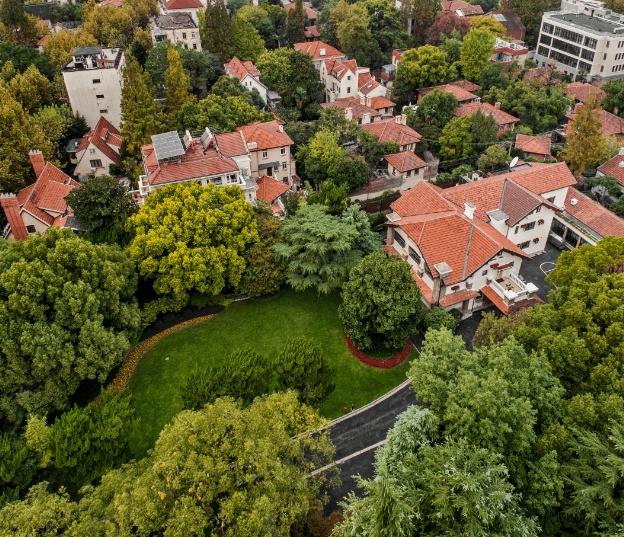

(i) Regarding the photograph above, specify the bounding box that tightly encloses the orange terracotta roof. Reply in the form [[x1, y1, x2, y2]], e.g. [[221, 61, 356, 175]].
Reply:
[[224, 56, 260, 80], [418, 84, 479, 103], [325, 58, 357, 81], [563, 189, 624, 239], [565, 108, 624, 137], [237, 120, 294, 151], [358, 73, 384, 95], [598, 153, 624, 187], [368, 96, 395, 110], [284, 1, 319, 19], [37, 35, 50, 46], [411, 269, 434, 304], [214, 131, 247, 157], [294, 41, 344, 61], [384, 150, 427, 172], [256, 175, 290, 203], [320, 98, 380, 122], [450, 80, 482, 93], [0, 197, 28, 240], [163, 0, 202, 9], [564, 82, 606, 103], [391, 181, 456, 217], [491, 161, 577, 195], [360, 117, 422, 147], [99, 0, 123, 6], [77, 116, 122, 166], [515, 134, 551, 157], [305, 25, 320, 37], [524, 66, 564, 82], [454, 102, 519, 126], [441, 0, 483, 15], [384, 244, 399, 256], [481, 285, 510, 314], [439, 288, 479, 307]]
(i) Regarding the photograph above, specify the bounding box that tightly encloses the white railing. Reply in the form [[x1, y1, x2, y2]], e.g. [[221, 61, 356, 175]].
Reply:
[[507, 273, 528, 300], [490, 279, 513, 303]]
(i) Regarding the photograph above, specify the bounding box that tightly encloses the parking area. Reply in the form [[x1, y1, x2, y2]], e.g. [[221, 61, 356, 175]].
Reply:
[[519, 242, 562, 302]]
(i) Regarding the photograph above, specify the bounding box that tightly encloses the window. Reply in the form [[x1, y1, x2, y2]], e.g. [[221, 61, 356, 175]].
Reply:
[[96, 94, 104, 99], [482, 269, 488, 276], [554, 26, 583, 43], [92, 78, 101, 84], [280, 147, 286, 155], [90, 159, 102, 168], [579, 60, 592, 72], [535, 205, 541, 213], [347, 75, 351, 80], [407, 170, 412, 177], [520, 241, 530, 249], [538, 46, 550, 57], [100, 109, 108, 114], [409, 247, 421, 263], [394, 232, 405, 248], [540, 34, 552, 46], [214, 177, 222, 185], [581, 48, 595, 61], [193, 44, 197, 50], [551, 38, 580, 57], [282, 161, 287, 170], [549, 49, 579, 69], [347, 87, 351, 93], [602, 66, 605, 72], [182, 33, 186, 39], [192, 32, 195, 37], [525, 221, 535, 231], [262, 150, 268, 158], [542, 22, 554, 34], [605, 53, 608, 60], [227, 174, 237, 183], [515, 226, 519, 234], [585, 36, 597, 49], [89, 148, 96, 154], [26, 225, 36, 234]]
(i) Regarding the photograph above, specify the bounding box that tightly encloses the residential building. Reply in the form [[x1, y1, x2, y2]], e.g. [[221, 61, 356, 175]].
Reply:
[[484, 9, 526, 41], [224, 57, 281, 109], [1, 151, 83, 241], [157, 0, 204, 25], [294, 41, 347, 70], [305, 25, 320, 41], [384, 150, 428, 188], [515, 133, 553, 160], [523, 65, 565, 86], [441, 0, 483, 17], [453, 102, 520, 136], [67, 116, 122, 180], [62, 46, 125, 129], [100, 0, 123, 6], [367, 96, 396, 117], [256, 175, 292, 216], [564, 81, 607, 102], [358, 72, 389, 99], [360, 115, 422, 151], [392, 48, 409, 65], [534, 8, 624, 82], [149, 13, 202, 50], [135, 129, 258, 203], [284, 1, 319, 20], [490, 37, 529, 65], [320, 58, 359, 101], [380, 63, 396, 88], [417, 83, 481, 105], [450, 80, 482, 93], [597, 146, 624, 189], [565, 103, 624, 140], [320, 98, 381, 124], [237, 120, 297, 186]]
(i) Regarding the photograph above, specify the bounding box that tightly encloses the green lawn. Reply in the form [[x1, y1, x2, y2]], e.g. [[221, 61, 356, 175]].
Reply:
[[126, 288, 415, 459]]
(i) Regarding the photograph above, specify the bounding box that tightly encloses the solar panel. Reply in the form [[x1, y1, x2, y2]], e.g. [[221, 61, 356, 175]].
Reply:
[[182, 131, 192, 150], [493, 13, 505, 21], [151, 131, 185, 161], [200, 128, 211, 143]]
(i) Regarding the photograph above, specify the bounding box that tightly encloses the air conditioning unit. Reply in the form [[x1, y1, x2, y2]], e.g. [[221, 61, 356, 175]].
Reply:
[[91, 167, 97, 172]]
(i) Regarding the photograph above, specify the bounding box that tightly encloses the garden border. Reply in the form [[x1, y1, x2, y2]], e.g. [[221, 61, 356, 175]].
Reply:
[[93, 314, 217, 402], [344, 330, 413, 368]]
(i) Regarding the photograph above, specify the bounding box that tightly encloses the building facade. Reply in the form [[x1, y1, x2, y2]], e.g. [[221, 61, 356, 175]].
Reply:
[[62, 46, 125, 129], [224, 57, 281, 109], [68, 116, 123, 180], [149, 13, 202, 50]]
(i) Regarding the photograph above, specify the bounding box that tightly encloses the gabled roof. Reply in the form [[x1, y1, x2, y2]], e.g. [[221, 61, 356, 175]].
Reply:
[[485, 9, 526, 37], [564, 82, 606, 103], [563, 189, 624, 240], [524, 66, 564, 83], [450, 80, 482, 93], [163, 0, 202, 9], [0, 197, 28, 240], [325, 58, 357, 81], [224, 56, 261, 80], [320, 98, 381, 122], [360, 117, 422, 147], [256, 175, 291, 203], [566, 108, 624, 137], [453, 102, 519, 126], [305, 25, 320, 37], [418, 84, 479, 103], [358, 73, 384, 95], [441, 0, 483, 16], [368, 96, 396, 110], [598, 153, 624, 187], [391, 181, 456, 217], [515, 133, 551, 157], [384, 150, 427, 172], [284, 1, 319, 19], [294, 41, 345, 61], [214, 131, 247, 158], [490, 161, 577, 195], [237, 120, 294, 151], [77, 115, 122, 166]]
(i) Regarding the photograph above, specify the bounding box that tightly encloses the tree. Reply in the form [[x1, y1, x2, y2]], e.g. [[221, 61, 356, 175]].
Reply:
[[210, 74, 265, 110], [0, 62, 54, 115], [339, 250, 424, 350], [120, 57, 164, 159], [333, 1, 372, 57], [275, 337, 335, 406], [34, 105, 87, 168], [239, 208, 287, 297], [480, 62, 510, 93], [413, 87, 458, 128], [274, 204, 379, 294], [0, 0, 26, 43], [0, 229, 141, 424], [603, 79, 624, 117], [499, 0, 550, 47], [470, 107, 498, 148], [477, 144, 511, 171], [232, 13, 265, 62], [361, 0, 411, 56], [286, 0, 305, 43], [588, 175, 621, 205], [164, 43, 192, 115], [25, 390, 137, 489], [307, 179, 351, 215], [439, 115, 473, 160], [182, 349, 270, 410], [125, 182, 258, 302], [0, 41, 57, 81], [200, 0, 235, 63], [64, 175, 139, 233], [41, 28, 98, 70], [426, 10, 470, 44], [399, 0, 440, 44], [470, 15, 509, 38], [461, 27, 496, 82], [0, 434, 38, 508], [560, 92, 604, 179], [395, 45, 452, 98]]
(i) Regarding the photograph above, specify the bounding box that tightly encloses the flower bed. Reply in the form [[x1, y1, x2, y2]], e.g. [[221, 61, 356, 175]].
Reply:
[[344, 330, 412, 368], [93, 314, 215, 402]]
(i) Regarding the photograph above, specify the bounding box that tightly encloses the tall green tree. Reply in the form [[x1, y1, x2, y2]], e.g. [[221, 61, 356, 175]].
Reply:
[[232, 13, 265, 62], [460, 27, 496, 82], [399, 0, 440, 44], [164, 42, 192, 115], [413, 87, 458, 128], [286, 0, 305, 43], [340, 250, 424, 350], [0, 229, 141, 424], [120, 57, 164, 159], [439, 115, 473, 160], [0, 0, 27, 43], [200, 0, 235, 63], [471, 108, 498, 148]]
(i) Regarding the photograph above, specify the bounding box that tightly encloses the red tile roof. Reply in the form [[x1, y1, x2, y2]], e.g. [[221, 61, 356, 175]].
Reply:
[[99, 0, 123, 6], [0, 197, 28, 240], [163, 0, 202, 9], [360, 117, 422, 147], [564, 82, 606, 103], [384, 150, 427, 172], [320, 98, 380, 122], [77, 115, 122, 166], [284, 1, 319, 19], [565, 108, 624, 138], [37, 35, 50, 46], [450, 80, 482, 93], [391, 181, 456, 217], [411, 269, 434, 303], [325, 58, 357, 81], [256, 175, 290, 203], [490, 162, 577, 195], [515, 133, 551, 157], [224, 56, 260, 80], [368, 96, 396, 110], [294, 41, 345, 61], [598, 153, 624, 187], [237, 120, 294, 151], [524, 66, 564, 83], [481, 285, 511, 314], [439, 288, 479, 307], [384, 244, 399, 256], [454, 102, 519, 126], [214, 131, 247, 158], [305, 25, 320, 37], [441, 0, 483, 15], [418, 84, 479, 103], [358, 73, 384, 95], [563, 189, 624, 239]]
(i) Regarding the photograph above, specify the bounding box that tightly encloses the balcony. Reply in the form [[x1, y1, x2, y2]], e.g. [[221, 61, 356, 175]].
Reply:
[[481, 272, 539, 315]]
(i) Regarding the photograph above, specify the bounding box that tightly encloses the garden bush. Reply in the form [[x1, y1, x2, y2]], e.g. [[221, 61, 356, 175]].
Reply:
[[423, 306, 459, 333]]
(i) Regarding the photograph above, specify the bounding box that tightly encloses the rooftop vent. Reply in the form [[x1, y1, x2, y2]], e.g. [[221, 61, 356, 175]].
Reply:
[[571, 198, 578, 206], [618, 161, 624, 167], [319, 48, 326, 56]]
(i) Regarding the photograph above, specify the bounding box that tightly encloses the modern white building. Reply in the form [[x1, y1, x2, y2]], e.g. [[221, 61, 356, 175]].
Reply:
[[61, 46, 125, 129], [149, 13, 202, 50]]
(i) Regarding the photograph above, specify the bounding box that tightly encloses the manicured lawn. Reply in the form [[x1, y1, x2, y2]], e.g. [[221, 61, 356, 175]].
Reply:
[[126, 288, 415, 459]]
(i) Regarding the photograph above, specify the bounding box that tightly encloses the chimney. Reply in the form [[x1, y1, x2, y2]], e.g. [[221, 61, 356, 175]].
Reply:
[[278, 124, 284, 133], [464, 202, 476, 219], [29, 150, 45, 178], [366, 96, 371, 107], [363, 111, 371, 124], [360, 96, 365, 105], [574, 103, 583, 113], [432, 261, 453, 304], [494, 102, 501, 110], [345, 107, 353, 121]]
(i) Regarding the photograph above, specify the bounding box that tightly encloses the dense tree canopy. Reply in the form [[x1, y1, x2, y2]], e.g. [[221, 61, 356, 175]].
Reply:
[[0, 229, 141, 424], [460, 27, 496, 82], [426, 10, 470, 44]]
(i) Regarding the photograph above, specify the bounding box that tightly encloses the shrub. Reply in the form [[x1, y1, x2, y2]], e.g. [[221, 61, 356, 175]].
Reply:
[[423, 306, 458, 333]]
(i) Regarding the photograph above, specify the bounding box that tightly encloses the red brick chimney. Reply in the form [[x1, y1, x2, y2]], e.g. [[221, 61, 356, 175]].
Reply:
[[574, 103, 583, 113], [29, 150, 45, 178], [494, 102, 501, 110]]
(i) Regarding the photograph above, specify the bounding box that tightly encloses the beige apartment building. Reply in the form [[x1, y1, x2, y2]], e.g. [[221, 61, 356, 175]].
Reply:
[[149, 13, 202, 50]]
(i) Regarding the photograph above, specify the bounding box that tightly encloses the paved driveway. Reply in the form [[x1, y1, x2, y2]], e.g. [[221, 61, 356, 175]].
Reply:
[[519, 243, 562, 302]]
